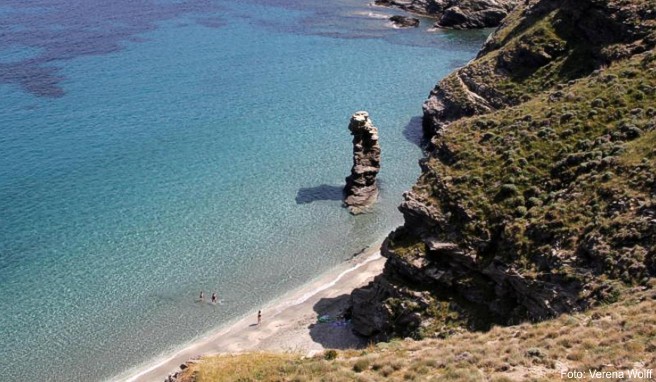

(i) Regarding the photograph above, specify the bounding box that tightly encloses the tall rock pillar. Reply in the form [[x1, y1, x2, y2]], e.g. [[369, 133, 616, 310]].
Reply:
[[344, 111, 381, 214]]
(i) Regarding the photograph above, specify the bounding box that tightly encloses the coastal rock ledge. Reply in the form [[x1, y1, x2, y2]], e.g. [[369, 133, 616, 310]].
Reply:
[[375, 0, 518, 29], [344, 111, 381, 214]]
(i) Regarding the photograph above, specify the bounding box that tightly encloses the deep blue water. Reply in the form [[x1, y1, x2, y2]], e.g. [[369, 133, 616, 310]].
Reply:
[[0, 0, 487, 380]]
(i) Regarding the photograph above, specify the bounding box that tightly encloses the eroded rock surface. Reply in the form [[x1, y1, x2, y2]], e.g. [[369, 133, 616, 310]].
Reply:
[[375, 0, 518, 29], [344, 111, 381, 214]]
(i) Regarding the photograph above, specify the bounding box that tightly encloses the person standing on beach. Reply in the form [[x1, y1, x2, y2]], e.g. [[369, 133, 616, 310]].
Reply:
[[199, 291, 204, 301], [257, 310, 262, 325], [211, 292, 217, 304]]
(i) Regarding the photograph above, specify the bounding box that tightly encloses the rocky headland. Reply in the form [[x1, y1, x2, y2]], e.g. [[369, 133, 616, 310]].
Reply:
[[344, 111, 381, 214], [375, 0, 519, 29], [351, 0, 656, 340]]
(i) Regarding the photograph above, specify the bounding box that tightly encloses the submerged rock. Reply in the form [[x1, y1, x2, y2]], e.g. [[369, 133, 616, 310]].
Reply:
[[389, 15, 420, 28], [344, 111, 381, 214]]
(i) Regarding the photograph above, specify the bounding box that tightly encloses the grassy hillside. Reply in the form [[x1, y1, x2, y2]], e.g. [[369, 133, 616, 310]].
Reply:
[[421, 51, 656, 281], [178, 287, 655, 381]]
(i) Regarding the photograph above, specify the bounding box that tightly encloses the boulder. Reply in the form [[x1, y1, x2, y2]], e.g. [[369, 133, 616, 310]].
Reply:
[[389, 15, 420, 28]]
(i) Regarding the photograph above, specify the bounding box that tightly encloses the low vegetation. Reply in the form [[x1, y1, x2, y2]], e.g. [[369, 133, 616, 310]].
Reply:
[[421, 48, 656, 282], [179, 287, 656, 381]]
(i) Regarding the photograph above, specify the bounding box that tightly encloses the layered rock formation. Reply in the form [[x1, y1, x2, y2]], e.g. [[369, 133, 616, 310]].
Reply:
[[344, 111, 381, 214], [375, 0, 518, 29], [351, 0, 656, 340]]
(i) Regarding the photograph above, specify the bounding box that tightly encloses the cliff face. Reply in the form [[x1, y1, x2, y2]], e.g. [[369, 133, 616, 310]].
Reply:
[[351, 0, 656, 340], [423, 0, 656, 134], [375, 0, 519, 29], [344, 111, 381, 214]]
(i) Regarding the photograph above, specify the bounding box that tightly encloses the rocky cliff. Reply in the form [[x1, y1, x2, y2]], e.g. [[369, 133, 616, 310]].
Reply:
[[344, 111, 382, 214], [375, 0, 519, 29], [351, 0, 656, 340]]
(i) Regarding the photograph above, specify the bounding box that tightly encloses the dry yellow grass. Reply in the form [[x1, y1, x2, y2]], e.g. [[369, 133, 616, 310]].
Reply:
[[179, 287, 655, 381]]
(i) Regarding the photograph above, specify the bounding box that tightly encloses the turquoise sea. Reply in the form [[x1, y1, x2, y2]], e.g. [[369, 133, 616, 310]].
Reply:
[[0, 0, 487, 380]]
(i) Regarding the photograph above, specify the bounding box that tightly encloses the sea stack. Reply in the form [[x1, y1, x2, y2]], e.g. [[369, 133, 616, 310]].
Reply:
[[344, 111, 381, 214]]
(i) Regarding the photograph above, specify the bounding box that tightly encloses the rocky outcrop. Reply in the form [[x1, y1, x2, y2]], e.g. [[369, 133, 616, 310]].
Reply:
[[422, 0, 656, 136], [437, 4, 509, 28], [165, 359, 199, 382], [351, 0, 656, 341], [375, 0, 518, 29], [389, 15, 420, 28], [351, 224, 585, 339], [344, 111, 381, 214]]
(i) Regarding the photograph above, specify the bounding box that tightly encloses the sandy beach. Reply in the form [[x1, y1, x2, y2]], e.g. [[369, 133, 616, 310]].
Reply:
[[114, 244, 386, 382]]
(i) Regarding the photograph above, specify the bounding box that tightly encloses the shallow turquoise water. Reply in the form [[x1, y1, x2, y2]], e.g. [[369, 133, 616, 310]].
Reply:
[[0, 0, 487, 380]]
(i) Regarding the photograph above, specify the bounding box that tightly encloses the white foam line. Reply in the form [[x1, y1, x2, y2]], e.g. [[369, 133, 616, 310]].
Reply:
[[351, 11, 390, 19], [114, 251, 382, 382], [291, 251, 381, 306]]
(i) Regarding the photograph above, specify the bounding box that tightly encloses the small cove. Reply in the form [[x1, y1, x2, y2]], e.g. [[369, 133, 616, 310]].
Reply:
[[0, 0, 488, 380]]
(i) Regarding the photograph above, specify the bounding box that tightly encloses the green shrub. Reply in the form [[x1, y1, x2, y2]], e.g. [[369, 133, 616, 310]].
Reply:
[[324, 350, 338, 361], [497, 184, 519, 199]]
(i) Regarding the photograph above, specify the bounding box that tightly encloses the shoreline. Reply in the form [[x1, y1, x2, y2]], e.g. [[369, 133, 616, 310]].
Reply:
[[112, 242, 386, 382]]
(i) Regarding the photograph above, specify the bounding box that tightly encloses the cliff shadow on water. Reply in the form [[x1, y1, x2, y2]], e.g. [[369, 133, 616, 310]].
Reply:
[[402, 116, 428, 148]]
